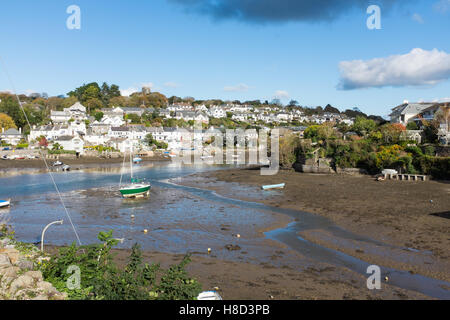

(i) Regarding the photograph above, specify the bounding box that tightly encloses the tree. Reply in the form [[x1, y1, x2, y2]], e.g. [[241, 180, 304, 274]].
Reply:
[[324, 104, 340, 114], [406, 122, 419, 130], [0, 113, 17, 130], [0, 96, 25, 128], [288, 100, 299, 107], [94, 112, 104, 122], [38, 136, 48, 148], [352, 116, 376, 136], [422, 120, 439, 144], [379, 123, 406, 144]]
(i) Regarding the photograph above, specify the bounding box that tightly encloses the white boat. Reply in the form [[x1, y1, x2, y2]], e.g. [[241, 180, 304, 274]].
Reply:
[[52, 161, 63, 167], [133, 157, 142, 164], [262, 183, 286, 190], [0, 199, 11, 208], [197, 291, 223, 300]]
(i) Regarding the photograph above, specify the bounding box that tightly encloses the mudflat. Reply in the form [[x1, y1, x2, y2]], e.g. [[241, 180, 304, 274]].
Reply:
[[175, 167, 450, 285]]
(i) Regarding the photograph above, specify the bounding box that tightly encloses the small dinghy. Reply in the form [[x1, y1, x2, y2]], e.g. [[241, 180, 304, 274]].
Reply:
[[261, 183, 286, 190], [197, 291, 223, 300], [0, 199, 11, 208]]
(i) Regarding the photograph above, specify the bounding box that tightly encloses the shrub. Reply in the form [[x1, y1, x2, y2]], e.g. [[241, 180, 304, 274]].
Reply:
[[40, 231, 202, 300]]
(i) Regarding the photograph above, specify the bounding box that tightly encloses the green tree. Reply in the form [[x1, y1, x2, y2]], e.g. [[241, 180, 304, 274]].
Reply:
[[0, 112, 17, 130], [352, 116, 376, 136]]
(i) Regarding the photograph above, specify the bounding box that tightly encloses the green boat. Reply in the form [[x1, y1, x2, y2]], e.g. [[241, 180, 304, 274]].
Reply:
[[119, 148, 151, 198], [120, 180, 151, 198]]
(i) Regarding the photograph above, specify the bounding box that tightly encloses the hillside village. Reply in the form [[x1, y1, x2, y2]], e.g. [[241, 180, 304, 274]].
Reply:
[[0, 85, 449, 161]]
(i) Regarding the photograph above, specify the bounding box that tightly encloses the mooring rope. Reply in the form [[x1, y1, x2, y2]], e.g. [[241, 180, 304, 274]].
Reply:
[[0, 55, 83, 246]]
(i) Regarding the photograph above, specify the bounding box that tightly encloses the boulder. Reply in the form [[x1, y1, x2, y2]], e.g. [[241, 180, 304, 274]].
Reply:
[[16, 259, 34, 271], [9, 275, 35, 293], [37, 281, 58, 294], [24, 271, 43, 282], [0, 248, 20, 264], [0, 266, 20, 278], [0, 253, 11, 268]]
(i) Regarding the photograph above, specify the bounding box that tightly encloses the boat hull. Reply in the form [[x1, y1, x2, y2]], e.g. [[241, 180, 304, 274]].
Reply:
[[120, 185, 151, 198], [0, 200, 10, 208]]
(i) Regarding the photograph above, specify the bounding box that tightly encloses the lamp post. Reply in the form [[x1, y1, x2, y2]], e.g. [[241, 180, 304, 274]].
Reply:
[[41, 220, 63, 252]]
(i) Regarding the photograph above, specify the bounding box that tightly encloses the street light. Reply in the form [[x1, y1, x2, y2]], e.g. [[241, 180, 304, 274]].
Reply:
[[41, 220, 63, 252]]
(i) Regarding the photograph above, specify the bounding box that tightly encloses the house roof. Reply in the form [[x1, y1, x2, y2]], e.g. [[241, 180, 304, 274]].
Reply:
[[54, 135, 75, 141], [389, 103, 435, 117], [2, 128, 22, 136]]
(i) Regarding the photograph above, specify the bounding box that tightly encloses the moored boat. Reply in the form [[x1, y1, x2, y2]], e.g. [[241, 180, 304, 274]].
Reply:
[[119, 148, 151, 198], [120, 179, 151, 198], [261, 183, 286, 190], [0, 199, 11, 208]]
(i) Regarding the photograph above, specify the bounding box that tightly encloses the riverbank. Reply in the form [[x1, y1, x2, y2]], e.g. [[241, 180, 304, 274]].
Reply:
[[41, 245, 428, 300], [0, 155, 170, 169], [175, 167, 450, 286]]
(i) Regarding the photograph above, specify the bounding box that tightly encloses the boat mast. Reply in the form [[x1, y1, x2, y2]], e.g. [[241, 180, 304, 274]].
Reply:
[[130, 144, 133, 180]]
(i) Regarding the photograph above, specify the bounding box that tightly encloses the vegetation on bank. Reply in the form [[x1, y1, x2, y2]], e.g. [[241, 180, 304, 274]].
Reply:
[[39, 231, 202, 300], [279, 116, 450, 179], [1, 225, 202, 300]]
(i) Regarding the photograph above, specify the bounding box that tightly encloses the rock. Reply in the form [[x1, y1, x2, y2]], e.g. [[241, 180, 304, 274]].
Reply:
[[32, 294, 49, 301], [24, 271, 43, 282], [0, 253, 11, 268], [37, 281, 57, 294], [50, 292, 68, 300], [225, 244, 241, 251], [9, 275, 35, 293], [0, 248, 20, 264], [16, 259, 34, 270], [0, 266, 20, 278]]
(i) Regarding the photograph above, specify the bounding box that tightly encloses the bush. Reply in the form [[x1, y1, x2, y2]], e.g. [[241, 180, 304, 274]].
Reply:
[[48, 150, 77, 155], [40, 231, 202, 300], [413, 155, 450, 180]]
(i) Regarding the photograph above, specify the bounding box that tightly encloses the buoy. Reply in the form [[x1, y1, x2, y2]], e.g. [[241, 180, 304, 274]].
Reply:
[[207, 248, 212, 254], [214, 287, 219, 291], [236, 234, 241, 238], [385, 276, 389, 282], [131, 215, 135, 219], [144, 229, 148, 234]]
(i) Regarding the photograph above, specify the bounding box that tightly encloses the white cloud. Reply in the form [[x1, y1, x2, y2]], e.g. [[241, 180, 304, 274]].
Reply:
[[120, 87, 139, 97], [273, 90, 289, 100], [434, 0, 450, 13], [223, 83, 250, 92], [338, 48, 450, 90], [120, 82, 154, 96], [164, 82, 180, 88], [412, 13, 424, 24], [434, 97, 450, 102], [141, 82, 154, 89]]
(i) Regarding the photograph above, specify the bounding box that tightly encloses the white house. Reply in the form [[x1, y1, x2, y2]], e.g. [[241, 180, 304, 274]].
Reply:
[[53, 135, 85, 154], [51, 102, 88, 123], [1, 128, 23, 145], [389, 102, 435, 125], [209, 107, 226, 118]]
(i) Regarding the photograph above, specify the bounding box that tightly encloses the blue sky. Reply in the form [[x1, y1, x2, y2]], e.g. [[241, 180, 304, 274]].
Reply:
[[0, 0, 449, 117]]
